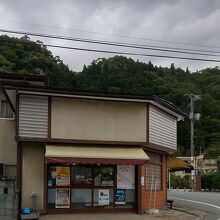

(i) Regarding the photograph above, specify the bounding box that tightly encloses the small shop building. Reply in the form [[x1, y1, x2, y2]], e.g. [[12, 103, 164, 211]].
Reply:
[[1, 78, 185, 214]]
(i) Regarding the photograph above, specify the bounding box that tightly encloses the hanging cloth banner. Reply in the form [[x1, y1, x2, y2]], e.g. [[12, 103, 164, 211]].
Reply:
[[117, 165, 135, 189]]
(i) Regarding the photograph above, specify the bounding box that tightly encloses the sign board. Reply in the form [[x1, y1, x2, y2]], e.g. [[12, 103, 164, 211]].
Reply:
[[55, 188, 70, 208], [141, 176, 145, 186], [117, 165, 135, 189], [98, 189, 109, 205], [191, 170, 195, 180], [56, 167, 70, 186], [115, 189, 126, 204]]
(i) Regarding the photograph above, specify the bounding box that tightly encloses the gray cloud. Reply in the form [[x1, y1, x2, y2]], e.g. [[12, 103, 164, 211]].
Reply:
[[0, 0, 220, 72]]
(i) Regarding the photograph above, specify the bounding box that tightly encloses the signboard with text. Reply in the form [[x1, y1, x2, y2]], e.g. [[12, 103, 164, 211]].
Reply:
[[115, 189, 126, 204], [56, 166, 70, 186], [98, 189, 109, 205]]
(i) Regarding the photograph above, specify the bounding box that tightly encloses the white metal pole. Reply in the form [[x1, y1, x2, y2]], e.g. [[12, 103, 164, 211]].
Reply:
[[153, 179, 157, 210], [149, 175, 154, 212]]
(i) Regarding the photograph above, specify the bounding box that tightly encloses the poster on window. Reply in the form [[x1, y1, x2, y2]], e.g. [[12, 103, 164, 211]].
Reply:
[[115, 189, 126, 204], [117, 165, 135, 189], [98, 189, 109, 205], [56, 167, 70, 186], [55, 188, 70, 208]]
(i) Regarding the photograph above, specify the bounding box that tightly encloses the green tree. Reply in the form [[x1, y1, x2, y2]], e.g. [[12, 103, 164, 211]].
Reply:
[[1, 35, 220, 157]]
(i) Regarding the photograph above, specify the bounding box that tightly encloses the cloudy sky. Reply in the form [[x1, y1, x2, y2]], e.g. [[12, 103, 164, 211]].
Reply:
[[1, 0, 220, 72]]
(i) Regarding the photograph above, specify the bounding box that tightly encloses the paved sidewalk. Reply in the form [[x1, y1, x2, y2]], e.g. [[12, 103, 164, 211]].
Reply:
[[40, 208, 206, 220]]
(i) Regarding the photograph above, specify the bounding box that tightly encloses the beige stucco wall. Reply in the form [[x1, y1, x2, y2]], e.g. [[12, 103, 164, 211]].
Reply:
[[51, 98, 147, 142], [0, 119, 17, 165], [22, 143, 44, 211], [0, 92, 17, 167]]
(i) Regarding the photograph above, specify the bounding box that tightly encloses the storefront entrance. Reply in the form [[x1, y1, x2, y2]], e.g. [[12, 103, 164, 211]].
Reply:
[[47, 164, 137, 213]]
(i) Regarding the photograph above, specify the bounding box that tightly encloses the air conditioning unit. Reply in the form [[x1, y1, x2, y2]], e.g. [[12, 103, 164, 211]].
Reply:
[[0, 163, 5, 176]]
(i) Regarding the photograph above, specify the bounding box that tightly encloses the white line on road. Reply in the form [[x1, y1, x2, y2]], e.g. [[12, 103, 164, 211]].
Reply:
[[169, 196, 220, 210]]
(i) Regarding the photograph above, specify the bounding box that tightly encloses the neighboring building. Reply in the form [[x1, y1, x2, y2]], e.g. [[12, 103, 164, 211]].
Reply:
[[196, 154, 219, 173], [177, 155, 219, 173], [0, 74, 185, 215], [0, 89, 16, 177], [0, 74, 47, 178], [177, 156, 196, 170], [177, 156, 194, 165]]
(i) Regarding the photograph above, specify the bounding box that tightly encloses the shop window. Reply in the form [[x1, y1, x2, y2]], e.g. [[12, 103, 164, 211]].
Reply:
[[71, 189, 92, 208], [94, 166, 114, 186], [72, 165, 92, 185], [47, 164, 136, 210], [145, 151, 162, 191], [125, 189, 135, 203], [0, 100, 13, 119], [47, 166, 57, 187], [48, 188, 56, 208]]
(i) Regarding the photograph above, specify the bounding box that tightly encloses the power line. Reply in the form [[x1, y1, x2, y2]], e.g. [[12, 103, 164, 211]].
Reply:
[[3, 20, 220, 54], [1, 39, 220, 63], [0, 29, 220, 58], [34, 44, 220, 62], [1, 19, 220, 50]]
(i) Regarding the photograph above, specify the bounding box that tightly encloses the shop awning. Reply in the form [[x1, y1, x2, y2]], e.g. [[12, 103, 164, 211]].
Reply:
[[45, 145, 149, 165], [167, 155, 192, 172]]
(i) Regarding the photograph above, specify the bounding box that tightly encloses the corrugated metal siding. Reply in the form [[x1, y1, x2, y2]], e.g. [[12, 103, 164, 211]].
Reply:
[[149, 105, 177, 149], [19, 95, 48, 138]]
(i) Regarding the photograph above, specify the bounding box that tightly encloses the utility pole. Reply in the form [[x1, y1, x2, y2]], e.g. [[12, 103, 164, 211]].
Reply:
[[190, 95, 194, 167], [185, 93, 201, 191]]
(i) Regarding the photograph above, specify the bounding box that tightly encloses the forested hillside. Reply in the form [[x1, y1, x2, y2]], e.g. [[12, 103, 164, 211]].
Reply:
[[0, 35, 219, 156]]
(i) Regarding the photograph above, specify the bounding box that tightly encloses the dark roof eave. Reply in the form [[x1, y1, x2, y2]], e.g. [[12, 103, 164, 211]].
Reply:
[[151, 95, 187, 117]]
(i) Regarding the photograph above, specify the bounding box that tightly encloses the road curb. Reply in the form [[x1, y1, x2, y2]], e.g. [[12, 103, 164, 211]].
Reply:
[[172, 206, 207, 219]]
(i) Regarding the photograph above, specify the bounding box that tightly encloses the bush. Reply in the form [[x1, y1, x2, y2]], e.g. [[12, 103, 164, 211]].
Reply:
[[170, 174, 190, 189], [200, 173, 220, 190]]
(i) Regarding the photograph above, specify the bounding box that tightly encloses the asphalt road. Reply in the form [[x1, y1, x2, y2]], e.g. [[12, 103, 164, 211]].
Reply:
[[168, 190, 220, 220]]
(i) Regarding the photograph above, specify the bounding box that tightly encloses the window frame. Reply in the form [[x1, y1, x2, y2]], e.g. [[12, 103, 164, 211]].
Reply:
[[0, 99, 14, 120]]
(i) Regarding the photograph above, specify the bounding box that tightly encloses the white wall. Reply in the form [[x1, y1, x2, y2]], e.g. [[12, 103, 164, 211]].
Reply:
[[0, 92, 17, 177]]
